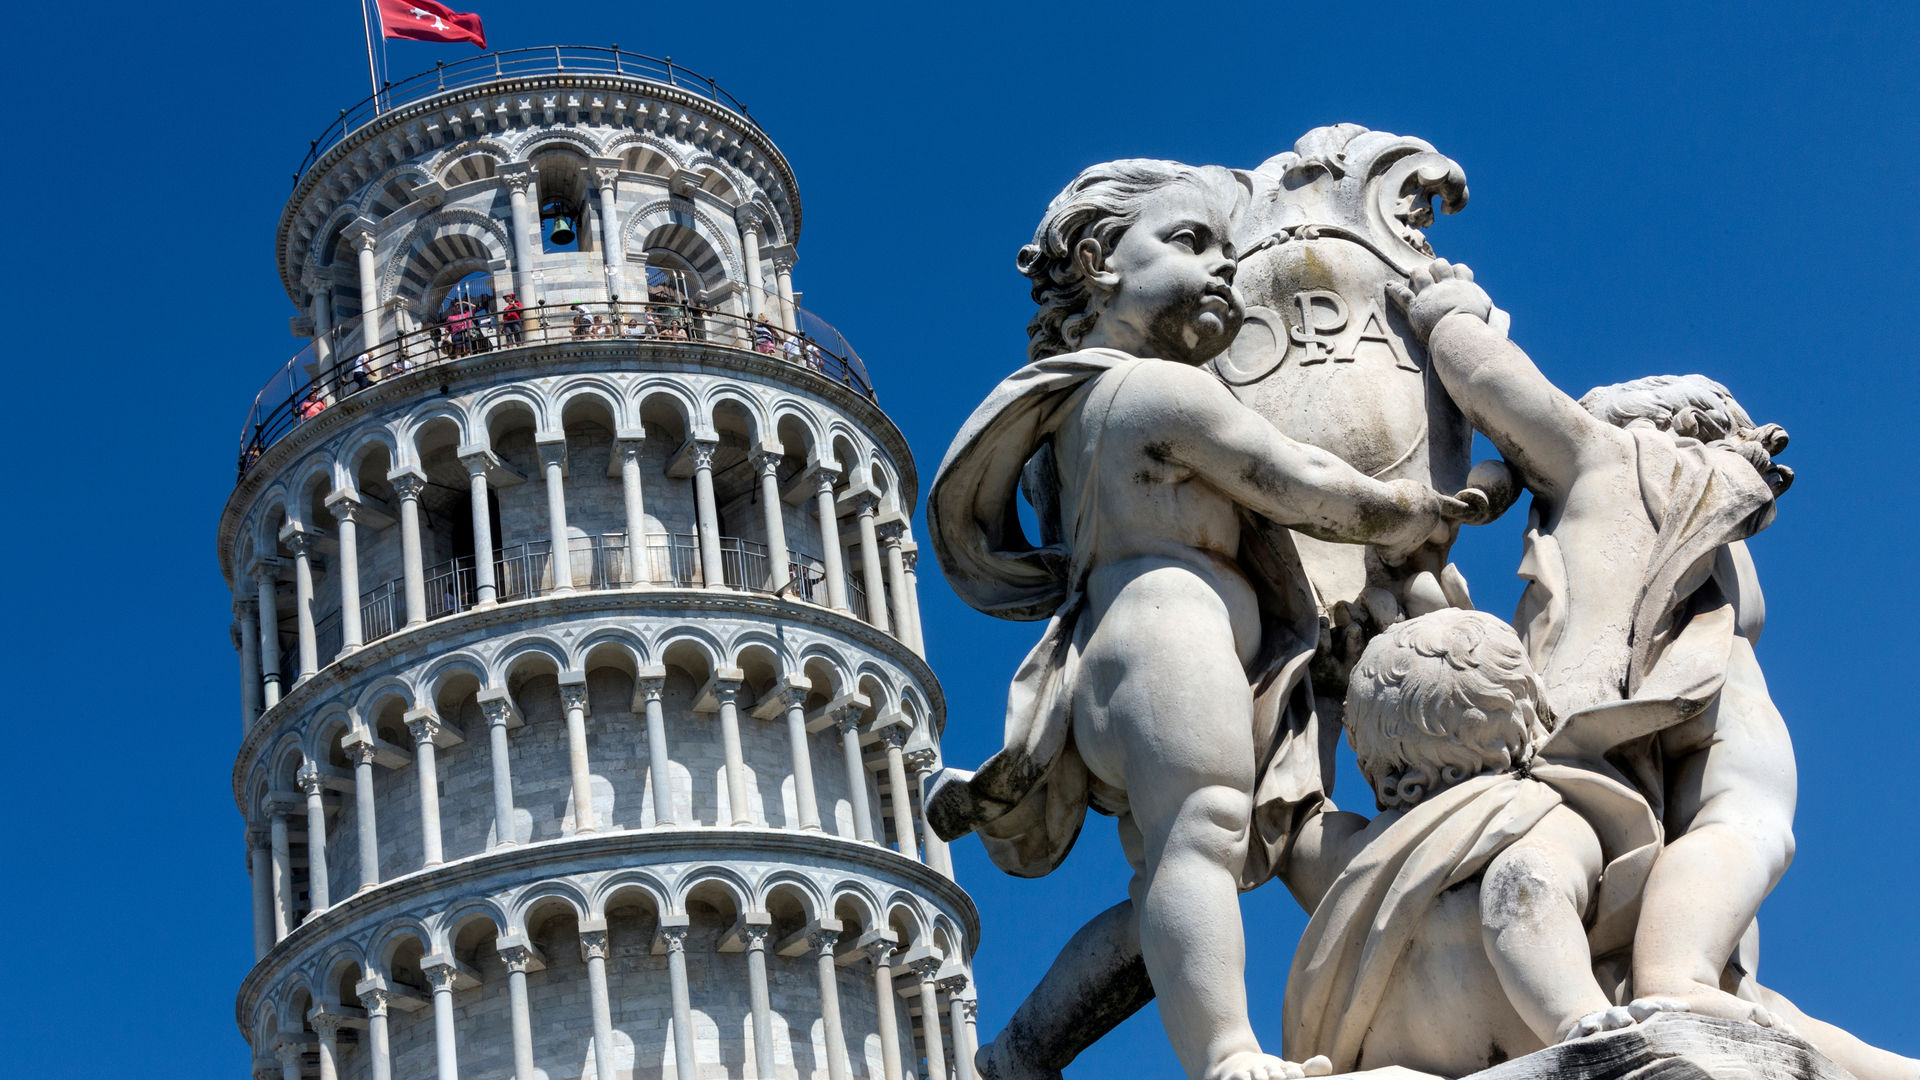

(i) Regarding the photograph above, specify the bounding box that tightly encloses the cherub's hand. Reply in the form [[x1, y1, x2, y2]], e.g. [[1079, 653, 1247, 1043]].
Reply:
[[1387, 259, 1502, 344], [1375, 479, 1471, 566], [1559, 997, 1692, 1042]]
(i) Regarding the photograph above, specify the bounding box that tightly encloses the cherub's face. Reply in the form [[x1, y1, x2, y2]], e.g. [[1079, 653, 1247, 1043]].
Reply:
[[1094, 180, 1243, 364]]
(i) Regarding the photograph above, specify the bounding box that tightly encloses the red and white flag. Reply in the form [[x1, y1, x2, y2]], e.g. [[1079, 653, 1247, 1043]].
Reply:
[[376, 0, 487, 48]]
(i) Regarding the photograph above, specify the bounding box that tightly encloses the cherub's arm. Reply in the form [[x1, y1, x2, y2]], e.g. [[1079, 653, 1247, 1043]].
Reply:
[[1479, 804, 1613, 1043], [1150, 363, 1463, 556], [1392, 260, 1622, 499], [1278, 802, 1372, 914]]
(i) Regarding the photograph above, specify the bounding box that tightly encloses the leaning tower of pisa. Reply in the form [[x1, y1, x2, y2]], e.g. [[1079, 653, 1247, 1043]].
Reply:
[[217, 46, 979, 1080]]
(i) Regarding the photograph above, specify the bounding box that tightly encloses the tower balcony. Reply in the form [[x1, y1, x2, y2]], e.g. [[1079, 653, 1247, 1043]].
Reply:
[[238, 300, 873, 479], [294, 47, 757, 192]]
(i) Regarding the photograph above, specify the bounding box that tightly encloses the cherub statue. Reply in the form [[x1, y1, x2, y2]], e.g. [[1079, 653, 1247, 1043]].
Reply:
[[925, 159, 1464, 1080], [1280, 609, 1919, 1080]]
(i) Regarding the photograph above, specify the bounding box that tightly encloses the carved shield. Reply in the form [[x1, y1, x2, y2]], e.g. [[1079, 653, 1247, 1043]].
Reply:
[[1214, 125, 1476, 613]]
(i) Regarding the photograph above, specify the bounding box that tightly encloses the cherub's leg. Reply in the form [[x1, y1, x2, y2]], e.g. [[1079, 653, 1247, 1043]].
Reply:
[[1110, 665, 1283, 1080], [1634, 639, 1797, 1023], [1755, 985, 1920, 1080], [975, 894, 1152, 1080]]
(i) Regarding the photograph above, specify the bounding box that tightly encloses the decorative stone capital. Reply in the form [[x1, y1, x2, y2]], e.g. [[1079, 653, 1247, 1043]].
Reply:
[[689, 439, 718, 471], [734, 203, 768, 236], [742, 924, 771, 951], [712, 679, 742, 708], [909, 955, 943, 980], [836, 710, 864, 736], [296, 761, 325, 797], [660, 925, 689, 954], [579, 929, 610, 962], [309, 1012, 348, 1040], [778, 683, 810, 709], [863, 938, 896, 966], [813, 467, 841, 496], [559, 677, 590, 715], [390, 472, 427, 501], [808, 928, 840, 953], [234, 596, 257, 620], [358, 986, 391, 1017], [592, 164, 621, 190], [252, 1057, 279, 1080], [246, 825, 270, 849], [345, 740, 378, 768], [961, 997, 979, 1022], [752, 449, 783, 477], [880, 725, 909, 750], [343, 217, 379, 252], [420, 961, 460, 992], [638, 674, 666, 702], [905, 748, 938, 775], [274, 1041, 306, 1067], [481, 697, 516, 729], [902, 548, 918, 573], [284, 531, 318, 558], [850, 491, 881, 518], [324, 492, 362, 524], [498, 162, 539, 196], [937, 971, 970, 994], [877, 519, 907, 545], [499, 944, 537, 974], [248, 556, 282, 582], [404, 711, 443, 747]]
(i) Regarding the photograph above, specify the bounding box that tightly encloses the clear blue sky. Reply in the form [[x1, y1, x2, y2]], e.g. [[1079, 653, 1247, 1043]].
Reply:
[[1, 2, 1914, 1075]]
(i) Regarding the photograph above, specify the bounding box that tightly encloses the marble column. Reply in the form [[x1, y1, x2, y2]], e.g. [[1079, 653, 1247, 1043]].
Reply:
[[902, 546, 927, 655], [663, 925, 697, 1080], [313, 1013, 346, 1080], [405, 710, 445, 866], [640, 673, 676, 825], [498, 942, 540, 1080], [813, 470, 849, 612], [349, 223, 381, 357], [879, 522, 915, 649], [940, 975, 975, 1080], [286, 531, 320, 680], [359, 987, 395, 1080], [616, 438, 647, 585], [460, 455, 498, 607], [581, 930, 617, 1080], [559, 674, 596, 833], [248, 827, 273, 959], [908, 750, 954, 880], [479, 691, 519, 848], [330, 498, 365, 650], [739, 216, 766, 318], [715, 678, 751, 825], [594, 163, 623, 302], [304, 268, 335, 370], [880, 728, 918, 860], [422, 961, 462, 1080], [269, 803, 294, 939], [275, 1039, 304, 1080], [254, 560, 283, 707], [852, 495, 891, 633], [744, 924, 776, 1080], [813, 930, 852, 1080], [837, 712, 875, 843], [911, 958, 949, 1080], [753, 451, 791, 592], [502, 166, 539, 323], [960, 996, 981, 1080], [392, 473, 428, 627], [296, 762, 331, 915], [783, 685, 821, 831], [690, 440, 725, 588], [538, 439, 574, 592], [346, 739, 381, 890], [236, 600, 263, 725], [867, 940, 904, 1080], [773, 258, 797, 332]]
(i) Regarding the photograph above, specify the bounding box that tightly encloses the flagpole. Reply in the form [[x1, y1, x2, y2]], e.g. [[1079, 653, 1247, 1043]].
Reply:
[[359, 0, 383, 111]]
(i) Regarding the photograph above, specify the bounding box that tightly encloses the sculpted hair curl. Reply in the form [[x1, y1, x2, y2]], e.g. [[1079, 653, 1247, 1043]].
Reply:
[[1345, 610, 1551, 812], [1578, 374, 1792, 494], [1018, 160, 1242, 362]]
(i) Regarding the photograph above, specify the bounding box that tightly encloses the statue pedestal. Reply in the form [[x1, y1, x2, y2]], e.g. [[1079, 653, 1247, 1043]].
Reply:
[[1340, 1014, 1856, 1080]]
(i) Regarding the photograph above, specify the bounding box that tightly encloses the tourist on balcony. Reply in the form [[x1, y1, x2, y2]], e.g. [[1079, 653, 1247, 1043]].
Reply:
[[571, 304, 592, 338], [298, 387, 328, 421], [348, 351, 375, 392], [804, 338, 824, 371], [591, 314, 614, 338], [782, 331, 804, 365], [500, 293, 524, 343], [753, 315, 779, 354], [624, 313, 650, 339]]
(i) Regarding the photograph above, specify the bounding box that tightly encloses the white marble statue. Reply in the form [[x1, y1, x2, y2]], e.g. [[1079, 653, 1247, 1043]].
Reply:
[[926, 159, 1463, 1080]]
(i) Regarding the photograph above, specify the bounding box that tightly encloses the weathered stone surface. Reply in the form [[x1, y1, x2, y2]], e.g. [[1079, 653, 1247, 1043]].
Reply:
[[1468, 1015, 1852, 1080]]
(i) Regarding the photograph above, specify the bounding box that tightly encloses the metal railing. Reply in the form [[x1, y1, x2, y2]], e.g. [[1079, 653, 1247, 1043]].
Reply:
[[238, 300, 874, 479], [295, 46, 755, 188]]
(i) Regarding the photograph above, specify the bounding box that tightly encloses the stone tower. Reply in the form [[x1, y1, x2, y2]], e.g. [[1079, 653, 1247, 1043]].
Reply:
[[217, 46, 979, 1080]]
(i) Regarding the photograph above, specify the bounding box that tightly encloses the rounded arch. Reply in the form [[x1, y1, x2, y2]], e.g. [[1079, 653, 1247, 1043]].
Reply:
[[352, 676, 417, 721], [828, 882, 883, 934], [367, 918, 434, 976], [397, 404, 475, 464], [498, 636, 570, 685], [631, 381, 701, 440], [854, 664, 899, 715], [285, 455, 339, 528], [514, 128, 605, 162], [704, 385, 768, 445], [513, 879, 593, 934], [315, 943, 371, 1006], [590, 872, 668, 921], [677, 866, 753, 919], [435, 896, 511, 952], [796, 644, 854, 699], [380, 208, 513, 304], [340, 426, 402, 493], [359, 162, 435, 219], [422, 652, 490, 702], [624, 199, 742, 284], [757, 873, 825, 923], [580, 629, 648, 677], [307, 204, 365, 270], [603, 133, 685, 177], [658, 630, 725, 684], [552, 376, 631, 432], [471, 387, 550, 445], [771, 403, 824, 462], [427, 139, 513, 187], [885, 896, 930, 948], [306, 703, 356, 766]]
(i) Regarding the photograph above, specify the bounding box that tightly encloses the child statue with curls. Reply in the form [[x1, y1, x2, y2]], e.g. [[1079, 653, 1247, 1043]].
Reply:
[[924, 160, 1464, 1080]]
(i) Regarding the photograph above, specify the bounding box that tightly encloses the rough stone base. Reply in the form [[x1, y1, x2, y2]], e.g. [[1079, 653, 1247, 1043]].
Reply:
[[1461, 1014, 1851, 1080]]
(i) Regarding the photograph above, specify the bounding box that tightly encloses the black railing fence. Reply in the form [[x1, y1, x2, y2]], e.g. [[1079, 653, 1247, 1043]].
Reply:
[[238, 300, 873, 479], [295, 46, 754, 188]]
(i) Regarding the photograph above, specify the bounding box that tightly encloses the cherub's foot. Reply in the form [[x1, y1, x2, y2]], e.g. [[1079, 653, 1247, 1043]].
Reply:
[[1560, 998, 1692, 1042], [1204, 1051, 1333, 1080], [1640, 983, 1784, 1029]]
